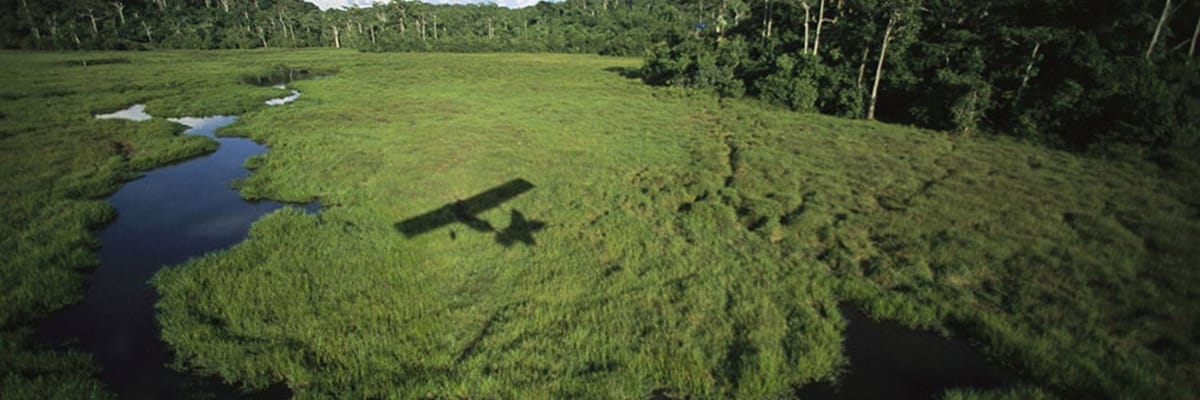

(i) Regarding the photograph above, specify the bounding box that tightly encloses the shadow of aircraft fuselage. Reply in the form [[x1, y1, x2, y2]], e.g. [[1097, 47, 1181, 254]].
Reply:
[[395, 179, 543, 246]]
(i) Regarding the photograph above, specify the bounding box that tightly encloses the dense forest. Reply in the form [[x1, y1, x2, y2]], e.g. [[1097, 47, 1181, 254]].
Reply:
[[2, 0, 1197, 151], [0, 0, 688, 54]]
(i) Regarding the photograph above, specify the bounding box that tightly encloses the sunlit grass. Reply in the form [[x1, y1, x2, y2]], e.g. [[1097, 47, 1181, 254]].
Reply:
[[1, 49, 1196, 398]]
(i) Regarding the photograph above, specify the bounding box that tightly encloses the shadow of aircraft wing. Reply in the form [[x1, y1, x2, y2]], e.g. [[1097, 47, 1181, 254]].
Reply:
[[395, 205, 456, 237], [454, 179, 535, 214], [395, 179, 535, 238]]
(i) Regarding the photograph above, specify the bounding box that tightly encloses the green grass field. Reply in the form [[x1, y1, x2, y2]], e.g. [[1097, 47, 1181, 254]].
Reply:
[[1, 49, 1197, 399]]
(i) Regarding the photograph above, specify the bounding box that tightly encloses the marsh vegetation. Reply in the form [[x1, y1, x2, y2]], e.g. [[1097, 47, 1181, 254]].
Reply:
[[1, 2, 1198, 399], [0, 49, 1196, 399]]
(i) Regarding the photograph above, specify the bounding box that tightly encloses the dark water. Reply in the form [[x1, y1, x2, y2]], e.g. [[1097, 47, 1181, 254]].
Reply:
[[794, 305, 1017, 399], [36, 110, 311, 399], [240, 67, 332, 87]]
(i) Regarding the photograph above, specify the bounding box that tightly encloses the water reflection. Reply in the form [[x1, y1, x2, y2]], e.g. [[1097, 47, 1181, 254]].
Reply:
[[265, 86, 301, 106], [95, 104, 152, 122]]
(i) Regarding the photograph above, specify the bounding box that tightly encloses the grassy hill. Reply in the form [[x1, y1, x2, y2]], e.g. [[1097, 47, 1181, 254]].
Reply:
[[1, 50, 1196, 398]]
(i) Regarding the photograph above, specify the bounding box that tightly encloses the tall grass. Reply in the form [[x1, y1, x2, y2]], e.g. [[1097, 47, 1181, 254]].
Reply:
[[2, 49, 1197, 398]]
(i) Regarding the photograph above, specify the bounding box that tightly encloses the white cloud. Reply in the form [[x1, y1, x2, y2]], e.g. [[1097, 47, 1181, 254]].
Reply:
[[304, 0, 552, 10]]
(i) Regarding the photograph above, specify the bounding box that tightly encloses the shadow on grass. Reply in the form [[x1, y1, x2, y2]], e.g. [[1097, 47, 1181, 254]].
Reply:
[[604, 66, 643, 80], [394, 178, 546, 247], [55, 57, 131, 67], [240, 65, 339, 87], [793, 304, 1018, 399]]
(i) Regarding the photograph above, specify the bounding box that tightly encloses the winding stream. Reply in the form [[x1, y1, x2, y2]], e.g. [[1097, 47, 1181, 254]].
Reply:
[[36, 86, 310, 399]]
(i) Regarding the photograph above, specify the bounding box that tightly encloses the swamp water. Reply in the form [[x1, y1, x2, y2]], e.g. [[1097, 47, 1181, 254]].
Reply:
[[36, 87, 312, 399]]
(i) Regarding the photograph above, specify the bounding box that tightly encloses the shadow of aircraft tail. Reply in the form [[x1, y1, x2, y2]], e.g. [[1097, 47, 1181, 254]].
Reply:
[[495, 210, 546, 247]]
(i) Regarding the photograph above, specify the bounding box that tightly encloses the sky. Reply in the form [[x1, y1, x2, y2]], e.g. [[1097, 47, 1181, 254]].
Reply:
[[304, 0, 550, 10]]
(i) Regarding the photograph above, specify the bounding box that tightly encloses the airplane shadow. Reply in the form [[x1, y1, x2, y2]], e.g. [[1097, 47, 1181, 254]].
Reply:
[[394, 178, 546, 247]]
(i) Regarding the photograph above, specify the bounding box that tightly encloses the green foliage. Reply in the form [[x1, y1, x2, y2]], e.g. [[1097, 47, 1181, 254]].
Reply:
[[642, 34, 749, 97], [646, 0, 1200, 153], [940, 385, 1056, 400], [939, 69, 992, 134], [1, 331, 113, 400], [756, 54, 819, 112]]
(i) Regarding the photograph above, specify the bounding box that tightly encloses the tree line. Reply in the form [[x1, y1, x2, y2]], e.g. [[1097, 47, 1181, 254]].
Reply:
[[1, 0, 1196, 151], [0, 0, 695, 55], [644, 0, 1200, 151]]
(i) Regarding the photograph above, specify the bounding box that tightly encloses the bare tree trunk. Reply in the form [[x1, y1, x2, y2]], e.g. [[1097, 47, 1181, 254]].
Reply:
[[278, 12, 286, 40], [1147, 0, 1172, 60], [112, 2, 126, 25], [141, 20, 153, 42], [87, 9, 99, 36], [420, 15, 426, 41], [433, 15, 438, 40], [220, 0, 230, 13], [257, 26, 268, 48], [802, 2, 811, 54], [332, 25, 340, 48], [369, 26, 376, 44], [857, 47, 869, 88], [813, 0, 825, 56], [761, 0, 772, 38], [1190, 14, 1200, 58], [400, 9, 406, 35], [20, 0, 40, 40], [765, 0, 773, 38], [867, 15, 895, 120], [488, 17, 494, 39], [716, 0, 728, 36], [1018, 41, 1041, 97]]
